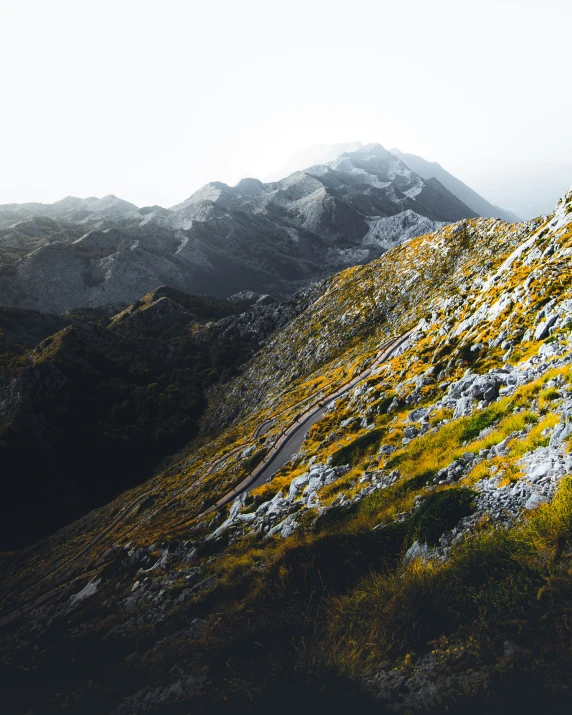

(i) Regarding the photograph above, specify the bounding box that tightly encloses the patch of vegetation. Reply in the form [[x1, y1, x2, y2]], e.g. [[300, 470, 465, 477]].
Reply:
[[387, 399, 538, 480], [510, 413, 558, 457], [406, 488, 475, 546], [329, 427, 386, 467], [318, 477, 572, 688], [458, 407, 502, 442], [242, 447, 269, 474], [376, 393, 395, 415], [540, 386, 561, 402]]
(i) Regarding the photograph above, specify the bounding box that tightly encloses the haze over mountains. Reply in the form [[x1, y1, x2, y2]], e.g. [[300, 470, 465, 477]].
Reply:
[[3, 0, 572, 709], [391, 149, 521, 223], [0, 144, 493, 313], [271, 143, 572, 220], [263, 142, 364, 182]]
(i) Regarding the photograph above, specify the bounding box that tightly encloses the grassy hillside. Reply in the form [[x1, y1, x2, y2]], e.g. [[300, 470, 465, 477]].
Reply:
[[2, 190, 572, 713]]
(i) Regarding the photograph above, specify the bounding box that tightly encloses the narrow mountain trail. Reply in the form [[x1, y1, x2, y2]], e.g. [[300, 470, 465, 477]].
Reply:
[[0, 327, 415, 629], [201, 329, 416, 515]]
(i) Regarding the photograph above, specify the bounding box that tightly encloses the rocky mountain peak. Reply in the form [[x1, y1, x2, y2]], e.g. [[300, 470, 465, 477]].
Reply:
[[0, 150, 477, 313]]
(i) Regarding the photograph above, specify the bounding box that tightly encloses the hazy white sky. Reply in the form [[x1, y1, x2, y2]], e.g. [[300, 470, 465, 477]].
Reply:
[[1, 0, 571, 215]]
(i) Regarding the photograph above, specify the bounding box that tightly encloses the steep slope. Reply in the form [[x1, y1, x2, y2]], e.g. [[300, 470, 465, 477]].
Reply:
[[4, 191, 572, 715], [0, 145, 477, 312], [392, 148, 521, 222], [0, 286, 320, 548]]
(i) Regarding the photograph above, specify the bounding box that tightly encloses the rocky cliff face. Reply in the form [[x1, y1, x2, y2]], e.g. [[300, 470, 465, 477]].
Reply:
[[3, 189, 572, 715], [0, 144, 477, 313]]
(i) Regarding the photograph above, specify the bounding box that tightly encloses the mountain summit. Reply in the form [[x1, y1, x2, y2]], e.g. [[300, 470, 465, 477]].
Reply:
[[0, 145, 477, 313]]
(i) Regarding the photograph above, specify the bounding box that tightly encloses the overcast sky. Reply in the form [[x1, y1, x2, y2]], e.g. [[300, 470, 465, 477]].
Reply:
[[1, 0, 571, 216]]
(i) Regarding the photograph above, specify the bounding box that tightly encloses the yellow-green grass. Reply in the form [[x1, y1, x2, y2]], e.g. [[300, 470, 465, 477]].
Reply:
[[317, 477, 572, 680]]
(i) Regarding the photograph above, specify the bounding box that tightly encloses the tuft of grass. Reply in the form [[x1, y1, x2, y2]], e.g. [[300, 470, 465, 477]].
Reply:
[[510, 413, 559, 457], [539, 387, 562, 412], [319, 559, 450, 675], [458, 408, 504, 442], [517, 476, 572, 558], [406, 488, 476, 546], [375, 394, 396, 415], [329, 427, 387, 467]]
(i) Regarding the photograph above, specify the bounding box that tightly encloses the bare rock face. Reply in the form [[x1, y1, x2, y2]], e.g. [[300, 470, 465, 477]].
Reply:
[[0, 145, 477, 313]]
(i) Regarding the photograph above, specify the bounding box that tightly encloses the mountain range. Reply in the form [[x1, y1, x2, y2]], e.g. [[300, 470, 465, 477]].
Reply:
[[5, 143, 572, 714], [0, 144, 490, 314], [2, 186, 572, 713]]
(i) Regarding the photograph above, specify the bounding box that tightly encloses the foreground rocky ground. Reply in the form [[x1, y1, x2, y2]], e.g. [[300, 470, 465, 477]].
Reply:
[[2, 190, 572, 713]]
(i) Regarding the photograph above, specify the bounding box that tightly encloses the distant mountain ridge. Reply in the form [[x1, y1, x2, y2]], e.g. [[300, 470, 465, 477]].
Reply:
[[267, 143, 520, 222], [0, 144, 477, 313], [391, 148, 521, 222]]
